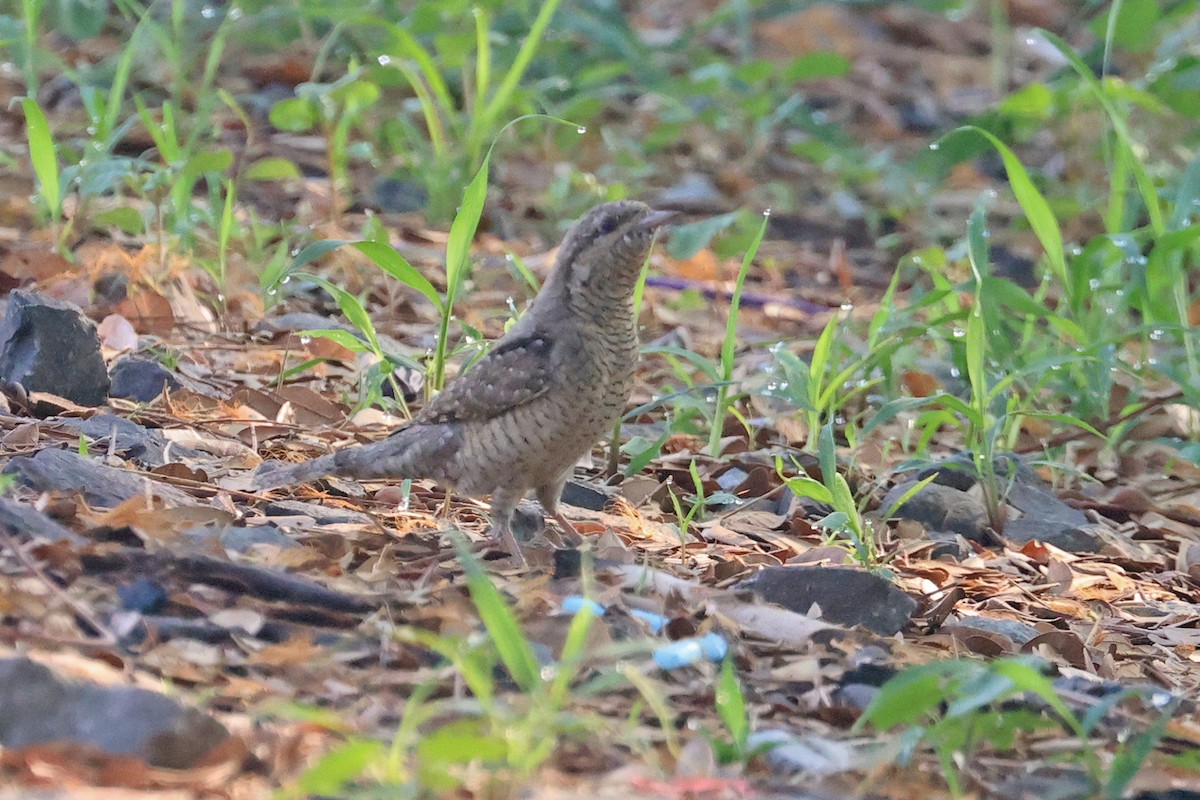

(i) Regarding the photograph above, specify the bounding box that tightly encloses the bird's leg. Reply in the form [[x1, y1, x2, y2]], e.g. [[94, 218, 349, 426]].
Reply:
[[537, 478, 583, 546], [486, 489, 526, 566]]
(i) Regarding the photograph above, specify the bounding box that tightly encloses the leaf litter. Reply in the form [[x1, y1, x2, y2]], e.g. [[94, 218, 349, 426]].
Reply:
[[1, 2, 1200, 798]]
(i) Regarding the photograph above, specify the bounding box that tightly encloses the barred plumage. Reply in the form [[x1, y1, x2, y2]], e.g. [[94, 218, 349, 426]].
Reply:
[[254, 201, 670, 564]]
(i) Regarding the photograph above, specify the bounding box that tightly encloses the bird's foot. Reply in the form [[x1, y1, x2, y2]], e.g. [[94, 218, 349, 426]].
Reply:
[[487, 522, 528, 567], [547, 510, 585, 546]]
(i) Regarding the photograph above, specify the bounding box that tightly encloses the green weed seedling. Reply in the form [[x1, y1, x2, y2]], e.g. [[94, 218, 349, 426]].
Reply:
[[777, 423, 885, 569], [711, 657, 751, 765], [19, 97, 63, 249], [284, 540, 606, 798], [270, 68, 380, 225], [665, 459, 738, 549], [857, 655, 1180, 799], [709, 211, 768, 457], [375, 0, 565, 220], [273, 116, 579, 409]]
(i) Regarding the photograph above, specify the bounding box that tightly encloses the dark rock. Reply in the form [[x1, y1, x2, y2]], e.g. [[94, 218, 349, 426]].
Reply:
[[1004, 521, 1101, 553], [892, 453, 1094, 551], [747, 729, 858, 778], [992, 244, 1038, 288], [1007, 480, 1087, 527], [946, 614, 1040, 645], [373, 176, 428, 213], [553, 548, 584, 579], [898, 100, 942, 133], [48, 412, 195, 468], [560, 479, 613, 511], [254, 311, 361, 338], [0, 657, 229, 768], [926, 530, 969, 559], [117, 578, 168, 613], [882, 479, 992, 542], [4, 447, 200, 508], [0, 290, 110, 406], [108, 357, 182, 402], [1133, 791, 1200, 800], [833, 682, 879, 712], [511, 504, 544, 542], [736, 566, 918, 635], [0, 497, 86, 545], [915, 458, 978, 491]]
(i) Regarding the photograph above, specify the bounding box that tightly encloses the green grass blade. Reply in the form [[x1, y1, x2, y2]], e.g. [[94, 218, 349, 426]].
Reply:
[[389, 28, 457, 125], [947, 125, 1067, 300], [715, 658, 748, 752], [478, 0, 564, 139], [472, 5, 491, 126], [709, 212, 768, 456], [1037, 29, 1164, 235], [393, 61, 448, 157], [808, 313, 840, 410], [445, 158, 489, 306], [548, 603, 597, 706], [20, 98, 59, 220], [102, 16, 143, 139], [351, 241, 442, 310], [301, 274, 382, 357], [455, 540, 541, 692]]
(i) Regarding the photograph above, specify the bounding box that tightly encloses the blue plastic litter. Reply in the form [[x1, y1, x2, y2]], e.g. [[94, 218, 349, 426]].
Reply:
[[562, 595, 728, 670]]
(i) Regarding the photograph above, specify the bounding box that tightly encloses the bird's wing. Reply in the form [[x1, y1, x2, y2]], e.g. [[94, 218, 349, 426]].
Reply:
[[418, 332, 557, 424]]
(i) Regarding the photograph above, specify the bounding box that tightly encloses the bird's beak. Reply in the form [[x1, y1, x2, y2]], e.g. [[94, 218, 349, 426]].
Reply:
[[636, 209, 678, 232]]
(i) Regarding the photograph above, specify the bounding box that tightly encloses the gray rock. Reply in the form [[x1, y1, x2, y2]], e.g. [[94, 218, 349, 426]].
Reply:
[[4, 447, 199, 508], [947, 615, 1040, 645], [560, 479, 613, 511], [0, 290, 109, 406], [882, 479, 992, 542], [654, 172, 728, 213], [373, 176, 428, 213], [736, 566, 917, 635], [1004, 520, 1101, 553], [49, 412, 196, 468], [993, 768, 1095, 800], [0, 497, 86, 545], [262, 500, 373, 526], [890, 453, 1094, 551], [108, 356, 183, 402], [0, 657, 229, 768]]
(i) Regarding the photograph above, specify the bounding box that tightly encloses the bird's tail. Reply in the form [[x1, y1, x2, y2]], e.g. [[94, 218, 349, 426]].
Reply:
[[251, 453, 339, 490], [251, 428, 436, 490]]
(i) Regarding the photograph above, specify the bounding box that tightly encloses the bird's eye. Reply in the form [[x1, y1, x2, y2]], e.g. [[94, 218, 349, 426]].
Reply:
[[597, 216, 619, 236]]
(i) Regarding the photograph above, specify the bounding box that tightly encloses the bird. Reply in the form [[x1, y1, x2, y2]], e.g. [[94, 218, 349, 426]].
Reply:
[[255, 200, 671, 564]]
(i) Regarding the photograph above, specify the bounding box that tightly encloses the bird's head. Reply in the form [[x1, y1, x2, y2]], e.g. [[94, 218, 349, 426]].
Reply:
[[554, 201, 672, 300]]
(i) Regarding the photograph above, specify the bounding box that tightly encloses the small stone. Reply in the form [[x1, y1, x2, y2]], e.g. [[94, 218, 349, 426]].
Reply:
[[0, 657, 229, 768], [736, 565, 918, 635], [0, 290, 110, 405], [4, 448, 199, 508], [560, 479, 612, 511], [109, 356, 182, 402]]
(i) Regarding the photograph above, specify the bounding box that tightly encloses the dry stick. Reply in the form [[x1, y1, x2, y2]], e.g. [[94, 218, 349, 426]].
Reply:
[[0, 527, 117, 645]]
